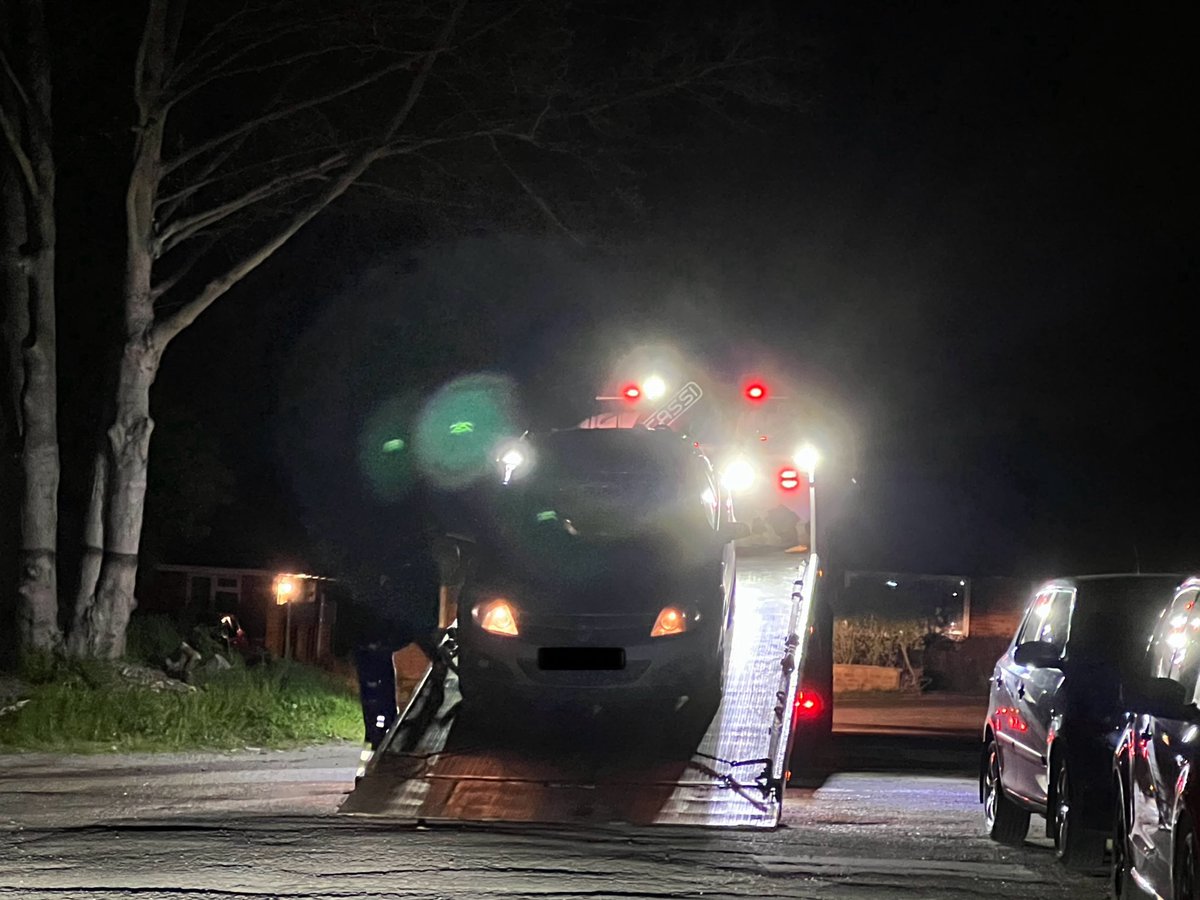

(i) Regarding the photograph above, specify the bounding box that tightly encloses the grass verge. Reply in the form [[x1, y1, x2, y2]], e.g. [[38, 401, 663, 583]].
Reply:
[[0, 662, 362, 753]]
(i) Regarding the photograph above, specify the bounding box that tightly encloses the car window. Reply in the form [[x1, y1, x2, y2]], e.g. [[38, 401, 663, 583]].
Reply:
[[1018, 589, 1072, 647], [1151, 588, 1200, 698], [1010, 598, 1038, 646], [1014, 592, 1049, 645]]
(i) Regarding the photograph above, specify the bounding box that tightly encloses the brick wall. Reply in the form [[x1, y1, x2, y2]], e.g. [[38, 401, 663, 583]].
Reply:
[[969, 576, 1033, 639], [834, 664, 902, 693]]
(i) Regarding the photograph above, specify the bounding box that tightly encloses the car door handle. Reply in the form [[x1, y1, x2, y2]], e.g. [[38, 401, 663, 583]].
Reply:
[[1017, 684, 1026, 699]]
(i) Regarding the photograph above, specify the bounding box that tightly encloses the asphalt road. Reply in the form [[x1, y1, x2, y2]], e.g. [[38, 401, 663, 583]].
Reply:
[[0, 701, 1106, 899]]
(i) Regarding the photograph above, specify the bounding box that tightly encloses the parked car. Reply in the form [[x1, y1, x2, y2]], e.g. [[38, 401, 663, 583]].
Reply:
[[454, 428, 744, 715], [981, 573, 1182, 869], [1112, 576, 1200, 898]]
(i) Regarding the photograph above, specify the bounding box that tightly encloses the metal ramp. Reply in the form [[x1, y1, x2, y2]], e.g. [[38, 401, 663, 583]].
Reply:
[[340, 552, 817, 829]]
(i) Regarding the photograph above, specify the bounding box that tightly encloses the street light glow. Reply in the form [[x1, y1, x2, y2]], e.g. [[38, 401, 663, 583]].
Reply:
[[274, 576, 297, 605], [500, 448, 524, 468]]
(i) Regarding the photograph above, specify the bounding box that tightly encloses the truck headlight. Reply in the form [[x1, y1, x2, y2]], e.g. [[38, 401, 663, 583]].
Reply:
[[472, 598, 520, 637]]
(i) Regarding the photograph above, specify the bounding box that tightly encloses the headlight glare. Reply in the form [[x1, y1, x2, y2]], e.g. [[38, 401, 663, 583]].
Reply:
[[720, 457, 756, 493], [473, 598, 519, 637]]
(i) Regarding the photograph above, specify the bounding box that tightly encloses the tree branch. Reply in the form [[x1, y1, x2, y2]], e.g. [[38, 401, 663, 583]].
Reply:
[[150, 236, 213, 301], [163, 57, 415, 174], [487, 134, 581, 244], [156, 151, 351, 254], [156, 70, 307, 222], [151, 0, 470, 346], [168, 45, 376, 108], [169, 12, 315, 88], [0, 48, 30, 112], [0, 104, 38, 200], [156, 141, 348, 210], [378, 0, 468, 146]]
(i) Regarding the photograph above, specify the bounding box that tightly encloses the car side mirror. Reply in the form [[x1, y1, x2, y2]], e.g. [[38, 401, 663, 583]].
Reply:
[[718, 521, 751, 544], [1132, 676, 1192, 720], [1013, 641, 1063, 669]]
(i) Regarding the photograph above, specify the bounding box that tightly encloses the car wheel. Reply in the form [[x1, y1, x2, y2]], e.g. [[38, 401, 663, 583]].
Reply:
[[1112, 783, 1137, 898], [984, 739, 1030, 846], [1176, 822, 1200, 900], [1052, 756, 1106, 871]]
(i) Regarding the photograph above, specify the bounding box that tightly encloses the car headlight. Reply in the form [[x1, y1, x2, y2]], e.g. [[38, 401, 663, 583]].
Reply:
[[472, 598, 520, 637], [651, 605, 700, 638]]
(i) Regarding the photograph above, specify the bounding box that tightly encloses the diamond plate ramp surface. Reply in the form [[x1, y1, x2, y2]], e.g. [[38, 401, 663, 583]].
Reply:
[[341, 552, 806, 829]]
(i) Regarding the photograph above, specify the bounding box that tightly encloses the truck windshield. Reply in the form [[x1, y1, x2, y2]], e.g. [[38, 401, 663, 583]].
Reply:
[[503, 431, 705, 540]]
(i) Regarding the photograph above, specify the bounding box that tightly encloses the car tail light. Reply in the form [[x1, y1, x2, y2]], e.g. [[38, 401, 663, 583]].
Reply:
[[779, 467, 801, 491], [473, 599, 519, 637], [651, 606, 689, 637], [792, 689, 824, 728]]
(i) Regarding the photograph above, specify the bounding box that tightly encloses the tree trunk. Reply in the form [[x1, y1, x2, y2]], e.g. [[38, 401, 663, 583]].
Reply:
[[0, 13, 62, 654], [69, 10, 165, 657], [70, 446, 107, 640], [0, 145, 30, 655], [16, 320, 60, 653], [69, 340, 157, 659]]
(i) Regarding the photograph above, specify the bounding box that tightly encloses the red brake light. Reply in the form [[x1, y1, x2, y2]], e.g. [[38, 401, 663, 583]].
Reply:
[[622, 384, 641, 401], [792, 689, 824, 728], [745, 383, 767, 402], [779, 468, 800, 491]]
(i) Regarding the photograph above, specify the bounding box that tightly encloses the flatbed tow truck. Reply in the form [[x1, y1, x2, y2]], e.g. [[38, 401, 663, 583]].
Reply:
[[340, 550, 823, 829]]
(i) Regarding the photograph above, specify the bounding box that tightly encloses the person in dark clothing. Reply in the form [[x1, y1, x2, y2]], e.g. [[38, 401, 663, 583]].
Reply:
[[354, 644, 395, 749], [351, 590, 413, 749]]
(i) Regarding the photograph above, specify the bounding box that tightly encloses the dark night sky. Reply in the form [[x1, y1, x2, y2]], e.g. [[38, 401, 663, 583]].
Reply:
[[106, 3, 1200, 580]]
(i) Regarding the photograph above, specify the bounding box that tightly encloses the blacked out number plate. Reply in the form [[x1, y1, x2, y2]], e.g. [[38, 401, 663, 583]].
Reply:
[[538, 647, 626, 671]]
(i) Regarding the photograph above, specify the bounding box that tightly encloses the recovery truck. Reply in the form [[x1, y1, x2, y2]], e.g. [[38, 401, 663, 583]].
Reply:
[[341, 372, 837, 828]]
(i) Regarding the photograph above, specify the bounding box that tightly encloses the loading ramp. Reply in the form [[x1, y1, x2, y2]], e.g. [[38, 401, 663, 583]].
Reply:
[[340, 551, 818, 829]]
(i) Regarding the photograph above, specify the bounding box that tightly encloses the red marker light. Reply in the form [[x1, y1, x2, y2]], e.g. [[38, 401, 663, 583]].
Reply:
[[792, 689, 824, 728], [745, 383, 767, 401], [622, 384, 641, 400], [779, 468, 800, 491]]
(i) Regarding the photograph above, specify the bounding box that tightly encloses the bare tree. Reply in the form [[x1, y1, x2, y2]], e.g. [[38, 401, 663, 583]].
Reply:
[[0, 0, 61, 655], [2, 0, 793, 658]]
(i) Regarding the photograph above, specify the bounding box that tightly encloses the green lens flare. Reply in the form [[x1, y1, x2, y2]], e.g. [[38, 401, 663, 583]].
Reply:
[[414, 374, 519, 488], [359, 396, 420, 502]]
